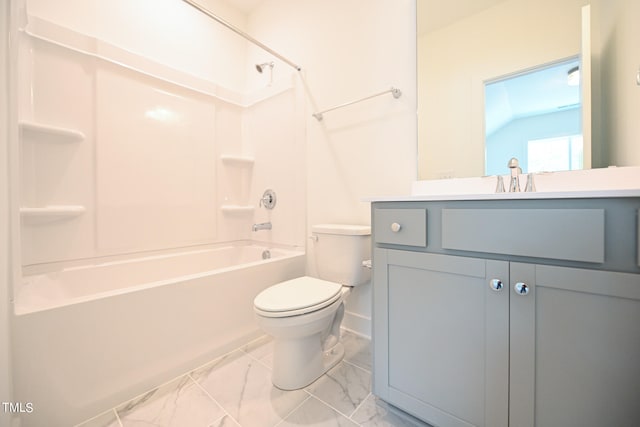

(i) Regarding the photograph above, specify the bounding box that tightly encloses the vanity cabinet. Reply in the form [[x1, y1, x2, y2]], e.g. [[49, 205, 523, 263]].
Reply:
[[371, 198, 640, 427], [508, 262, 640, 427], [374, 249, 509, 427]]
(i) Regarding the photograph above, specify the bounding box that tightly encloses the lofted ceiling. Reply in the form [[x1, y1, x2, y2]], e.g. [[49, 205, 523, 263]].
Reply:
[[417, 0, 510, 35], [222, 0, 264, 14], [418, 1, 582, 136], [485, 59, 581, 136]]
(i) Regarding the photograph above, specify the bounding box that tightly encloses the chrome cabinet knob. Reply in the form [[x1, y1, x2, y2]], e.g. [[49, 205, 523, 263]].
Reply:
[[514, 282, 530, 295], [489, 279, 504, 291], [390, 222, 402, 233]]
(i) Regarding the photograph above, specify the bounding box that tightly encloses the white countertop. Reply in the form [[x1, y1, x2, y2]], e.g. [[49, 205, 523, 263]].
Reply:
[[365, 188, 640, 202], [365, 167, 640, 202]]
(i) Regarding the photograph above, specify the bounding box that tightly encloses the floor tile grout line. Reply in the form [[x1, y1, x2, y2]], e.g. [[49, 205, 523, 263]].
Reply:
[[187, 372, 240, 427], [80, 330, 373, 427], [304, 388, 364, 423], [272, 393, 313, 427], [239, 335, 372, 425], [347, 391, 373, 425]]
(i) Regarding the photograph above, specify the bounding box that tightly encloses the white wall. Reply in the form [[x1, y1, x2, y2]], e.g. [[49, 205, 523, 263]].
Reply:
[[27, 0, 249, 92], [248, 0, 417, 336], [593, 0, 640, 167], [418, 0, 589, 179], [1, 0, 15, 425]]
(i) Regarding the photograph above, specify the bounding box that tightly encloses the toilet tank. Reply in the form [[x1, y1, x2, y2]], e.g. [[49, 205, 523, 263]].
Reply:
[[311, 224, 371, 286]]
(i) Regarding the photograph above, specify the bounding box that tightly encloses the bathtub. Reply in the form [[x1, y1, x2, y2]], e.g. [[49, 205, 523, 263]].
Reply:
[[12, 242, 305, 427]]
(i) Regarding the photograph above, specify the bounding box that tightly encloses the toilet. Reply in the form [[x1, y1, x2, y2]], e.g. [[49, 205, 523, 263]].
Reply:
[[253, 224, 371, 390]]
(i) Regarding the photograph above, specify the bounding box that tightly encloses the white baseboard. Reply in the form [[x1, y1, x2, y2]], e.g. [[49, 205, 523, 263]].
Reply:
[[342, 310, 371, 339]]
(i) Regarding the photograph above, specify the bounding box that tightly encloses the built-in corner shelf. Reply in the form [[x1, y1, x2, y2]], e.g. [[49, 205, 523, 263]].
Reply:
[[220, 155, 255, 166], [20, 205, 86, 223], [221, 205, 255, 215], [19, 120, 85, 142]]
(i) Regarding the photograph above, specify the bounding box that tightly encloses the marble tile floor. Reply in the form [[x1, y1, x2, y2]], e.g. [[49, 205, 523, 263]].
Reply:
[[76, 330, 432, 427]]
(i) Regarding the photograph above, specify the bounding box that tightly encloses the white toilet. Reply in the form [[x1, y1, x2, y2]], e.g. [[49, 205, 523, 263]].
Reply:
[[253, 224, 371, 390]]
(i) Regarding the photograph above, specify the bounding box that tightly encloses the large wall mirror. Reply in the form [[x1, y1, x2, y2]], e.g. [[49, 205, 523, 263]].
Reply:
[[417, 0, 640, 180]]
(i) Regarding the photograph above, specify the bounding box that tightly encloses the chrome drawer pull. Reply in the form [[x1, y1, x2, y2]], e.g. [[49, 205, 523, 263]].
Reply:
[[390, 222, 402, 233]]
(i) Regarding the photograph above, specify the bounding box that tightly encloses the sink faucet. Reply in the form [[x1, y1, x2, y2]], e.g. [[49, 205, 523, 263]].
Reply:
[[252, 222, 272, 232], [508, 157, 522, 192]]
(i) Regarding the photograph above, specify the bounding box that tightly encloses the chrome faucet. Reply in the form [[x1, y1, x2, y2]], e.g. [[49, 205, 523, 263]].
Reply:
[[507, 157, 522, 192], [252, 222, 272, 232]]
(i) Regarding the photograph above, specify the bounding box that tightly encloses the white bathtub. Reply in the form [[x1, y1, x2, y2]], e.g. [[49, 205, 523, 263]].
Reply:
[[12, 242, 305, 427]]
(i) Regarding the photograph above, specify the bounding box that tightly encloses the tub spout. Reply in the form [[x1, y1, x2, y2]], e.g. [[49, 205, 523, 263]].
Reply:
[[252, 222, 272, 232]]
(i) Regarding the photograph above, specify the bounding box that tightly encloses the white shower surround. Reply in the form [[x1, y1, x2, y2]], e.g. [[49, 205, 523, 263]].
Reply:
[[18, 15, 304, 266], [11, 6, 307, 427]]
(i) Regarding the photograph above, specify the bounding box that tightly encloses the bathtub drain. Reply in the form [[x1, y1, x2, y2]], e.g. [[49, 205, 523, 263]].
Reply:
[[262, 250, 271, 260]]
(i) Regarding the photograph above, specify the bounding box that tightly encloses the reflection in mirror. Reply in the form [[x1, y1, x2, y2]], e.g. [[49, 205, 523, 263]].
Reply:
[[417, 0, 640, 181], [485, 57, 582, 175]]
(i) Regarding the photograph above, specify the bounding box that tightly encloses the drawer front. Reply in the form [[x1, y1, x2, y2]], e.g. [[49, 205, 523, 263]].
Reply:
[[442, 208, 605, 263], [374, 208, 427, 247]]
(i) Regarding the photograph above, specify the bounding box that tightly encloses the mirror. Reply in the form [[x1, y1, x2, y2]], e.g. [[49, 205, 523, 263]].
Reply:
[[484, 57, 583, 175], [417, 0, 640, 180]]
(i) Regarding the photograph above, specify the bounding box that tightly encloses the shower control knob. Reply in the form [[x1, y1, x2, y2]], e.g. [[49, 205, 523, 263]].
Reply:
[[390, 222, 402, 233], [259, 189, 277, 209]]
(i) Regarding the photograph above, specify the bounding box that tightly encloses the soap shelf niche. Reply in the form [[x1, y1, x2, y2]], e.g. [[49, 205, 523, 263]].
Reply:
[[221, 205, 255, 215], [220, 154, 254, 211], [220, 155, 255, 166], [19, 120, 85, 142], [20, 205, 86, 224], [19, 120, 86, 226]]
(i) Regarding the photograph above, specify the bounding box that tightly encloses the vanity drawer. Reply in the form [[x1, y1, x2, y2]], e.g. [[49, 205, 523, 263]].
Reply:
[[441, 208, 605, 263], [374, 208, 427, 247]]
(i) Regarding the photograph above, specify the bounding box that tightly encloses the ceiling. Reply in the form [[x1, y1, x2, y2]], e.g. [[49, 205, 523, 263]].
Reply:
[[222, 0, 264, 14], [417, 1, 581, 136], [417, 0, 510, 35], [232, 0, 511, 28], [485, 59, 581, 136]]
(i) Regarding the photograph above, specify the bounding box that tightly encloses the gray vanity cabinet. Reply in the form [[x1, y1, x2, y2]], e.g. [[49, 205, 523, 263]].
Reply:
[[509, 263, 640, 427], [371, 200, 640, 427], [373, 248, 510, 427]]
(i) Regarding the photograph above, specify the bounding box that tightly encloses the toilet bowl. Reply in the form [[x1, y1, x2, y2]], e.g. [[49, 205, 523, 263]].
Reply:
[[254, 277, 349, 390], [253, 224, 371, 390]]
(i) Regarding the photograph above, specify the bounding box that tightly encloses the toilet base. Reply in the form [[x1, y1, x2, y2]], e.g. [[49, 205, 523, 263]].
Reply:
[[271, 337, 345, 391]]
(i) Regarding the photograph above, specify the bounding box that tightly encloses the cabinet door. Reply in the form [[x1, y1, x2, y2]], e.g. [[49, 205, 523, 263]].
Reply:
[[373, 248, 509, 427], [510, 263, 640, 427]]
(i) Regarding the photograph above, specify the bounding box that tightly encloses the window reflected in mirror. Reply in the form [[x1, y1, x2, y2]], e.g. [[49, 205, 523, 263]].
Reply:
[[484, 57, 582, 175]]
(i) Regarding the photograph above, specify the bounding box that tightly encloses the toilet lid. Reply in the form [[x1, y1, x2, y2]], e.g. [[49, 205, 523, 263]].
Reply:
[[254, 276, 342, 315]]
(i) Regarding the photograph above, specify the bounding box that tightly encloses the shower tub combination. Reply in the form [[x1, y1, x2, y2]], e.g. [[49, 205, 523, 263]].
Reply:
[[12, 242, 305, 427]]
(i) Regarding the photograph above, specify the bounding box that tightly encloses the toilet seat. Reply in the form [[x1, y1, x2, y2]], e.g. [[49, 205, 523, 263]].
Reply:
[[254, 276, 343, 318]]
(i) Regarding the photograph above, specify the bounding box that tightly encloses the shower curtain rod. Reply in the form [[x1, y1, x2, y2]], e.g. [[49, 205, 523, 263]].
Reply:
[[312, 87, 402, 121], [181, 0, 302, 72]]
